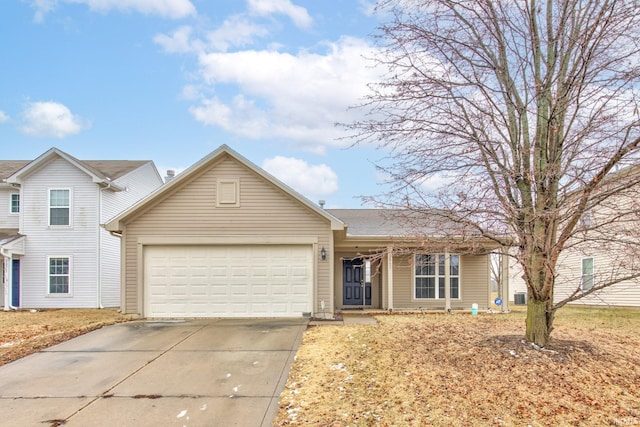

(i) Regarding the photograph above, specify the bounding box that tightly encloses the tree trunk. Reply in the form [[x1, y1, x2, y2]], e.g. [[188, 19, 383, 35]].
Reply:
[[525, 297, 554, 347]]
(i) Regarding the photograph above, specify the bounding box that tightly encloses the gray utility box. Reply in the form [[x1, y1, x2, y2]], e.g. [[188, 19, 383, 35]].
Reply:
[[514, 292, 527, 305]]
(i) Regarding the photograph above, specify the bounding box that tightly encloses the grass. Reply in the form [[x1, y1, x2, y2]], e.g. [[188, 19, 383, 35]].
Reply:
[[1, 306, 638, 425], [275, 306, 640, 426], [0, 308, 135, 366]]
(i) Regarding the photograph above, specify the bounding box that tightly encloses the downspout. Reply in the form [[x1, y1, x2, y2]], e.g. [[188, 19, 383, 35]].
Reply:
[[97, 183, 112, 309]]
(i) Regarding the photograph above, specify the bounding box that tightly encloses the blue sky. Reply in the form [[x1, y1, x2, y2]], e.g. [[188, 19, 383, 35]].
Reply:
[[0, 0, 393, 208]]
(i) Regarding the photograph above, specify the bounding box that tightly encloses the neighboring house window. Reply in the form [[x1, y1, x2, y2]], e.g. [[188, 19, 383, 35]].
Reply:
[[415, 254, 460, 299], [49, 257, 70, 294], [581, 257, 594, 291], [10, 193, 19, 213], [49, 189, 70, 226]]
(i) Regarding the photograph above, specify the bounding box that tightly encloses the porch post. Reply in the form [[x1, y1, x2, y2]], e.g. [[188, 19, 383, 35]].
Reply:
[[501, 247, 510, 312], [2, 255, 9, 311], [444, 251, 451, 311], [387, 246, 393, 310]]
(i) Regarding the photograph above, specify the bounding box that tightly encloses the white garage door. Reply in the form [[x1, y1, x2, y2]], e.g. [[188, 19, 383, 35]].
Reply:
[[144, 245, 313, 318]]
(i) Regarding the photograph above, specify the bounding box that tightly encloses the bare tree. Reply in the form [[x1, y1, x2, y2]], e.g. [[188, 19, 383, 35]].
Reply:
[[348, 0, 640, 346]]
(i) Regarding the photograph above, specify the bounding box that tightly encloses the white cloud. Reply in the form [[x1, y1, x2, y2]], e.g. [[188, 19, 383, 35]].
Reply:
[[0, 110, 9, 123], [248, 0, 313, 29], [205, 15, 269, 52], [179, 84, 202, 100], [155, 17, 269, 54], [189, 95, 268, 139], [417, 173, 459, 195], [190, 37, 381, 152], [153, 26, 202, 54], [358, 0, 378, 17], [263, 156, 338, 198], [31, 0, 196, 22], [21, 101, 90, 138], [31, 0, 56, 23]]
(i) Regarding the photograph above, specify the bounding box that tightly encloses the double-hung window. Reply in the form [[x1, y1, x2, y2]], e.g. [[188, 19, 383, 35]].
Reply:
[[581, 257, 594, 291], [10, 193, 19, 213], [415, 254, 460, 299], [49, 257, 70, 294], [49, 189, 70, 226]]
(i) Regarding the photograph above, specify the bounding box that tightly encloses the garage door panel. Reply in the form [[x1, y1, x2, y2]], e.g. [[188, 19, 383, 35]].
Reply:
[[291, 285, 308, 295], [232, 284, 249, 296], [251, 267, 268, 277], [144, 245, 313, 318], [210, 285, 228, 296]]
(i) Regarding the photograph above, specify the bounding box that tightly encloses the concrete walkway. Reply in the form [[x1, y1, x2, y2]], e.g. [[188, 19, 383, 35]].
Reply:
[[309, 313, 379, 326], [0, 318, 307, 427]]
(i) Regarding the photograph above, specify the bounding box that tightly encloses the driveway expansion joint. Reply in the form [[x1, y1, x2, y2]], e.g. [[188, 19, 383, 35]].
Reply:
[[57, 322, 209, 425]]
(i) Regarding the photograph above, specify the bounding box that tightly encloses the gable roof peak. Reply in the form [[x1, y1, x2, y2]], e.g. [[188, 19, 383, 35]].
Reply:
[[105, 144, 345, 232], [5, 147, 153, 187]]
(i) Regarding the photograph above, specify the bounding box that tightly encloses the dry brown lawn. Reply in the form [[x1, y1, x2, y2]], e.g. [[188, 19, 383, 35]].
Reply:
[[275, 307, 640, 427], [0, 309, 134, 366]]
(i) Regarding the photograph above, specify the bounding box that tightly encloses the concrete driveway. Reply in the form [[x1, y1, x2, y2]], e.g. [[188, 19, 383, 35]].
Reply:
[[0, 318, 307, 427]]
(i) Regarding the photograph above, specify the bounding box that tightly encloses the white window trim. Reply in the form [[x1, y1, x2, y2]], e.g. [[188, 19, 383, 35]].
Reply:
[[413, 253, 461, 300], [48, 188, 73, 227], [9, 192, 19, 214], [216, 179, 240, 207], [46, 255, 72, 297], [449, 254, 462, 300], [581, 256, 595, 291]]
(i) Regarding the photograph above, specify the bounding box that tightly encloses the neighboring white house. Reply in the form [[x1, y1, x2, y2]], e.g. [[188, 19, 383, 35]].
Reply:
[[0, 148, 163, 310]]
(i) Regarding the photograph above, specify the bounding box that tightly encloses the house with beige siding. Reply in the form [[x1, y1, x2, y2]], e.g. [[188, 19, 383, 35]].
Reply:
[[509, 165, 640, 308], [1, 148, 163, 310], [510, 245, 640, 308], [106, 145, 501, 318]]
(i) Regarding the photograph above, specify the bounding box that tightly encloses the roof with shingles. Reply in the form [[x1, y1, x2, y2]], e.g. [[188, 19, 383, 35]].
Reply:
[[0, 231, 22, 245], [0, 157, 150, 182], [81, 160, 151, 181], [0, 161, 30, 180], [328, 208, 456, 237]]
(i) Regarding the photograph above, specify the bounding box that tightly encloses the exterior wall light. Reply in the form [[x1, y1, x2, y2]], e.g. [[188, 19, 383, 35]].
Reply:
[[321, 246, 327, 261]]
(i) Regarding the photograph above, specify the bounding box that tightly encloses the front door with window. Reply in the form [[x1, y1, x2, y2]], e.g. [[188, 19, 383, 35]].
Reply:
[[11, 259, 20, 307], [342, 259, 371, 306]]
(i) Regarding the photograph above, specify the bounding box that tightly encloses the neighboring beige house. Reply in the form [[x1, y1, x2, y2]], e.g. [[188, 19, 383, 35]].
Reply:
[[106, 145, 503, 318], [510, 165, 640, 308]]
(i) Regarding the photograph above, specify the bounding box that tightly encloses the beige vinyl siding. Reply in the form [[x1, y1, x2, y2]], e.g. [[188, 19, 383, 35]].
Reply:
[[391, 253, 490, 310], [510, 248, 640, 308], [554, 250, 640, 307], [509, 256, 528, 301], [121, 154, 332, 314], [505, 181, 640, 308], [553, 190, 640, 308]]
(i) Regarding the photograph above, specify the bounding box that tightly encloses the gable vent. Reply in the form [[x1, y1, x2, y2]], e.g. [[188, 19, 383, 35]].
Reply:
[[217, 179, 240, 207]]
